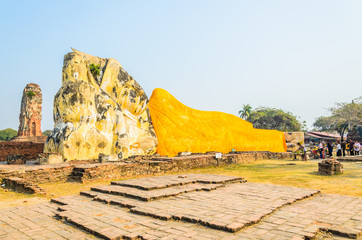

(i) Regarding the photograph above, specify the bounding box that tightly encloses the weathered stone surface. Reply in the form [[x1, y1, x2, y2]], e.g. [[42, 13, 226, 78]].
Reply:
[[14, 83, 47, 143], [0, 141, 44, 161], [1, 177, 46, 195], [6, 154, 27, 165], [1, 175, 361, 239], [318, 159, 344, 175], [0, 202, 98, 239], [45, 49, 157, 161], [98, 153, 119, 163], [284, 131, 304, 152], [39, 153, 63, 165], [50, 175, 360, 239], [0, 151, 293, 184]]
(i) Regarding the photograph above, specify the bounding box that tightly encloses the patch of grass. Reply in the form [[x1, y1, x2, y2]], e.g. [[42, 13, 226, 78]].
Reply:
[[183, 159, 362, 197], [0, 188, 46, 209], [38, 180, 113, 199]]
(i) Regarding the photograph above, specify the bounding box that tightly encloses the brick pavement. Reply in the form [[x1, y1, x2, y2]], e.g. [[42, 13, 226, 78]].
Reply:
[[0, 174, 361, 239], [0, 202, 98, 240]]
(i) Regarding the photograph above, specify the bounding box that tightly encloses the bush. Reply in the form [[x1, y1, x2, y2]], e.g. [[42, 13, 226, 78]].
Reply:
[[90, 63, 100, 79], [26, 91, 36, 98]]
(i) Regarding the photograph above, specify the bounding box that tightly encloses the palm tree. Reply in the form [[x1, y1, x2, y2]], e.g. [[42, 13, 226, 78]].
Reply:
[[239, 104, 252, 120]]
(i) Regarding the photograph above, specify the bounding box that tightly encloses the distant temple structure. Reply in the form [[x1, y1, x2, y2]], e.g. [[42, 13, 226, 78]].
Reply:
[[12, 83, 47, 143]]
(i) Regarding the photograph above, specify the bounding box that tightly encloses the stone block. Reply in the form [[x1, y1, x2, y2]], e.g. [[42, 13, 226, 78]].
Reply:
[[178, 151, 192, 157], [99, 153, 119, 163], [318, 159, 343, 175], [39, 153, 63, 165]]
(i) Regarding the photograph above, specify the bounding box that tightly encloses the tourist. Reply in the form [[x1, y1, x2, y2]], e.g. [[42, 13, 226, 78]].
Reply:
[[346, 141, 350, 156], [318, 141, 324, 159], [354, 141, 360, 155], [327, 141, 333, 157], [341, 140, 346, 157], [336, 141, 342, 157], [297, 142, 308, 161], [350, 141, 355, 156]]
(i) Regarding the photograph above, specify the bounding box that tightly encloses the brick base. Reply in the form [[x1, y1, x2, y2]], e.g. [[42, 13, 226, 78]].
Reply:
[[318, 159, 343, 175], [0, 141, 44, 161], [1, 177, 46, 195], [0, 151, 292, 184]]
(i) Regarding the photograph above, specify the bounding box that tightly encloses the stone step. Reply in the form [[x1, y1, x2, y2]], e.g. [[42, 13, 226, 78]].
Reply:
[[78, 182, 321, 233], [53, 196, 233, 240], [128, 183, 321, 233], [111, 174, 245, 190], [80, 190, 141, 209], [91, 182, 227, 201], [48, 175, 362, 239]]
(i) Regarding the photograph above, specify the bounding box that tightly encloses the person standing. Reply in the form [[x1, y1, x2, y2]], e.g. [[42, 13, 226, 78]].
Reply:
[[341, 140, 346, 157], [354, 141, 360, 155], [336, 141, 342, 157], [318, 141, 324, 159], [346, 141, 350, 156], [327, 141, 333, 157], [350, 141, 355, 156], [297, 142, 308, 161]]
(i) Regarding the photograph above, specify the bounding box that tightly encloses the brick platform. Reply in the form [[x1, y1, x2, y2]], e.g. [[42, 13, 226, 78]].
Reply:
[[0, 141, 44, 161], [318, 159, 344, 175], [1, 174, 361, 239], [0, 152, 293, 184], [336, 156, 362, 162]]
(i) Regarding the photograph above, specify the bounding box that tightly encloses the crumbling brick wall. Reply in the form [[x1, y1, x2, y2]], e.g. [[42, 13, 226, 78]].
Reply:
[[0, 142, 44, 161]]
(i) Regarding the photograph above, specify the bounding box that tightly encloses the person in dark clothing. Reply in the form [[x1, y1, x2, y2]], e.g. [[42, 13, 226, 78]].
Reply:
[[350, 141, 354, 156], [327, 142, 333, 157], [341, 140, 346, 156]]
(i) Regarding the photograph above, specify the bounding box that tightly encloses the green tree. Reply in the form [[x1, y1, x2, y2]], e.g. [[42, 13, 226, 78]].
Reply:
[[0, 128, 18, 141], [42, 130, 53, 137], [246, 107, 303, 132], [313, 97, 362, 141], [238, 104, 252, 120]]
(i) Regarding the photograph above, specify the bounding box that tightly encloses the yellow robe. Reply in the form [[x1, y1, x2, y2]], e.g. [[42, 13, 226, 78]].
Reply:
[[149, 88, 287, 156]]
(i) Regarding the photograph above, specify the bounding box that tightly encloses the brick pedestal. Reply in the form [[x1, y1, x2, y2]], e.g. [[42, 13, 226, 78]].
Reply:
[[318, 159, 343, 175]]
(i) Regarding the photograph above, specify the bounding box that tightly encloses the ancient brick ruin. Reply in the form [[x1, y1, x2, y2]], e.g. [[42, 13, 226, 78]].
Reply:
[[318, 159, 344, 175], [13, 83, 46, 143], [1, 177, 46, 195], [0, 139, 45, 162], [0, 84, 47, 163]]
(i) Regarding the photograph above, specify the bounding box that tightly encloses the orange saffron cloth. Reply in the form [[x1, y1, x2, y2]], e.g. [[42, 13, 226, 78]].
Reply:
[[149, 88, 287, 157]]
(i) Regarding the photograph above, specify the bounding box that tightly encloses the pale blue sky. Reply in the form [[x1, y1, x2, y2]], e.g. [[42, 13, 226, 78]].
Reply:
[[1, 0, 361, 131]]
